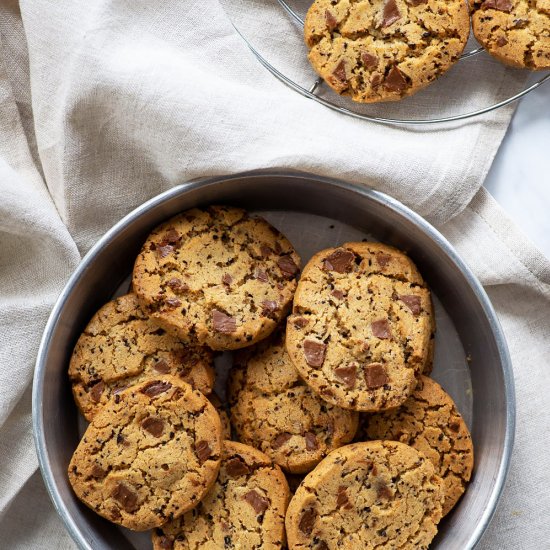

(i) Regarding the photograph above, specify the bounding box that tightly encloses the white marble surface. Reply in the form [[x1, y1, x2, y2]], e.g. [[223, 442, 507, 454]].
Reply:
[[483, 75, 550, 258]]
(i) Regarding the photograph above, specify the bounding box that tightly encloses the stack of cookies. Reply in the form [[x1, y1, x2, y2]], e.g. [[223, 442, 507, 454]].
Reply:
[[303, 0, 549, 104], [67, 205, 473, 549]]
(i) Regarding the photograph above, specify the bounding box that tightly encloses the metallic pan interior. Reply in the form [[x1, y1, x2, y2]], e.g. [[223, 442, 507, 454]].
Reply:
[[33, 171, 515, 550]]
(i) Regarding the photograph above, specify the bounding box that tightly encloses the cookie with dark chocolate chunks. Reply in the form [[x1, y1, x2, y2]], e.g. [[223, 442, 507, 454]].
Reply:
[[69, 293, 215, 421], [228, 328, 358, 474], [304, 0, 470, 103], [286, 242, 434, 412], [133, 206, 300, 350], [152, 441, 289, 549], [68, 376, 222, 531], [285, 441, 444, 549]]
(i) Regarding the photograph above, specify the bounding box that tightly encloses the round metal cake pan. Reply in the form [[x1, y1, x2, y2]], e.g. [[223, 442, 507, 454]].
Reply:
[[33, 170, 515, 550]]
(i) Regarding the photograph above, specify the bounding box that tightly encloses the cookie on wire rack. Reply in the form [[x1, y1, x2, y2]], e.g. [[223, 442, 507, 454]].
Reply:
[[471, 0, 550, 70], [304, 0, 470, 103]]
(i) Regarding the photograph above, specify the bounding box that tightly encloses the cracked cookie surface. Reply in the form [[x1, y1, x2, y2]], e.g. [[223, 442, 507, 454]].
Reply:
[[69, 293, 214, 421], [132, 206, 300, 351], [285, 441, 444, 550], [471, 0, 550, 69], [152, 441, 290, 549], [68, 376, 223, 531], [304, 0, 470, 103], [228, 329, 358, 474], [286, 242, 434, 412], [360, 375, 474, 516]]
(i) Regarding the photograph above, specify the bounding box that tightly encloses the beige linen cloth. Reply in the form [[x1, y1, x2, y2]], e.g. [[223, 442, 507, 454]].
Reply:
[[0, 0, 548, 548]]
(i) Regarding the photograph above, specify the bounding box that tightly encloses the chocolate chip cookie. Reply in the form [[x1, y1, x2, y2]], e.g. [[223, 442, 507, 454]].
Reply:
[[286, 242, 434, 412], [471, 0, 550, 69], [360, 375, 474, 516], [69, 293, 215, 421], [152, 441, 290, 549], [285, 441, 444, 549], [132, 206, 300, 351], [228, 329, 358, 474], [304, 0, 470, 103], [68, 376, 223, 531]]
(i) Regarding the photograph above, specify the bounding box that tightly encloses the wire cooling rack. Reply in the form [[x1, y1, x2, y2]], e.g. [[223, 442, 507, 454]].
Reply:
[[225, 0, 550, 125]]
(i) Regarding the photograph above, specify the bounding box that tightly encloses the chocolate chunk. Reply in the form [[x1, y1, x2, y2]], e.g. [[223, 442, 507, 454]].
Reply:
[[496, 36, 508, 47], [483, 0, 512, 10], [162, 229, 182, 244], [361, 52, 378, 69], [334, 365, 357, 389], [243, 490, 269, 515], [142, 380, 172, 397], [254, 268, 268, 282], [167, 277, 188, 291], [332, 59, 348, 83], [273, 432, 292, 449], [292, 316, 308, 328], [226, 457, 251, 478], [513, 18, 528, 27], [195, 440, 212, 464], [165, 297, 181, 308], [384, 66, 408, 93], [109, 506, 122, 521], [157, 244, 174, 259], [323, 249, 355, 273], [274, 241, 283, 254], [325, 9, 338, 31], [110, 389, 125, 405], [337, 486, 353, 509], [371, 74, 383, 88], [261, 300, 279, 317], [377, 481, 393, 500], [382, 0, 401, 27], [376, 253, 391, 267], [304, 432, 319, 451], [364, 363, 389, 389], [153, 358, 170, 374], [449, 421, 460, 432], [399, 294, 422, 315], [371, 319, 391, 339], [91, 464, 106, 479], [212, 310, 237, 333], [142, 417, 164, 437], [89, 381, 104, 403], [260, 244, 273, 258], [111, 483, 139, 513], [303, 340, 327, 368], [277, 255, 299, 278], [331, 289, 345, 300], [299, 507, 317, 535], [222, 273, 233, 286], [316, 542, 329, 550]]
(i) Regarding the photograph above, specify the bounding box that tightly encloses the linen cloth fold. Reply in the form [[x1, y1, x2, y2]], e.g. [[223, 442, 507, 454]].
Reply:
[[0, 0, 548, 548]]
